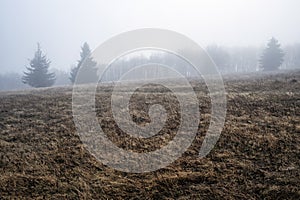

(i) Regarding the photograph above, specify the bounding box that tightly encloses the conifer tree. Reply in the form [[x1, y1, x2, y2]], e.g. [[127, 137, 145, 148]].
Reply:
[[22, 43, 55, 87], [259, 37, 284, 71], [69, 42, 97, 84]]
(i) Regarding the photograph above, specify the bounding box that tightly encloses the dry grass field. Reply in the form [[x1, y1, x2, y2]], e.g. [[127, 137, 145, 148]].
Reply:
[[0, 71, 299, 199]]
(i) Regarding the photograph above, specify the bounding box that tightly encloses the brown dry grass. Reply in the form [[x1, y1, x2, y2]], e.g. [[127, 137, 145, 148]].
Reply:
[[0, 71, 299, 199]]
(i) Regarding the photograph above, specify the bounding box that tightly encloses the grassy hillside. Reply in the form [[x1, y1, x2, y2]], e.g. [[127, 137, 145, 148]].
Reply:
[[0, 71, 299, 199]]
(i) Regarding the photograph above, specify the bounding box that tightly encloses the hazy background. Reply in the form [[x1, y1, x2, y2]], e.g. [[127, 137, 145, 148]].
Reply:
[[0, 0, 299, 74]]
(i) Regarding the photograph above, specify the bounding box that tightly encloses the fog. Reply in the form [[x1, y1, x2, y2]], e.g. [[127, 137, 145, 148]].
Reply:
[[0, 0, 300, 91], [1, 1, 300, 196], [0, 0, 299, 74]]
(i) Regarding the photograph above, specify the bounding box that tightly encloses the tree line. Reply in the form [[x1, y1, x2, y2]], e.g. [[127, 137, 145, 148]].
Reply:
[[1, 37, 299, 90]]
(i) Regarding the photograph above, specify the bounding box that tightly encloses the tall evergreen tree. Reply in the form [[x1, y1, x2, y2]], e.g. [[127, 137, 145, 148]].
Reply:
[[69, 42, 97, 84], [259, 37, 284, 71], [22, 43, 56, 87]]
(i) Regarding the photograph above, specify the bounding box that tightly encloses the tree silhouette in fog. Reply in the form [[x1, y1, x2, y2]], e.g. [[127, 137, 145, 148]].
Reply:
[[259, 37, 284, 71], [22, 43, 56, 87], [206, 45, 231, 72], [69, 42, 97, 84]]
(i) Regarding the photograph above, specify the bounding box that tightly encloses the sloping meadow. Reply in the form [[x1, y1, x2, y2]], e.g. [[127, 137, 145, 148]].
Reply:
[[0, 71, 299, 199]]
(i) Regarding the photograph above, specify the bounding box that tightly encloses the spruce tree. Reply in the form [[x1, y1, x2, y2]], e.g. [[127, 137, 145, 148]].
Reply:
[[259, 37, 284, 71], [69, 42, 97, 84], [22, 43, 56, 87]]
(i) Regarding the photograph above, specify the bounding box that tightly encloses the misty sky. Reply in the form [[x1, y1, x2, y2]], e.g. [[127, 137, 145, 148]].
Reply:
[[1, 0, 299, 73]]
